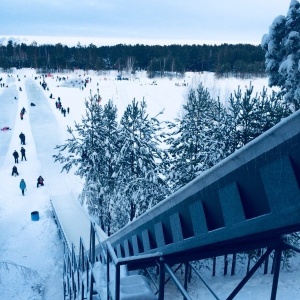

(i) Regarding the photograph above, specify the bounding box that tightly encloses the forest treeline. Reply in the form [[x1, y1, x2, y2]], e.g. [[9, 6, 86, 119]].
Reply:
[[0, 41, 265, 78]]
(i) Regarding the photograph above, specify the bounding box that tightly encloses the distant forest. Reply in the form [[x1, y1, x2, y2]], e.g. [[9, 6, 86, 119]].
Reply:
[[0, 41, 266, 78]]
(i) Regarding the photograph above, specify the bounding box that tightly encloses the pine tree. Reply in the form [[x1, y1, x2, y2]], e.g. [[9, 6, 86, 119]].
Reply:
[[110, 98, 169, 231], [83, 99, 119, 234], [164, 83, 231, 191], [228, 83, 291, 150], [228, 83, 260, 148], [53, 94, 119, 234], [262, 0, 300, 110]]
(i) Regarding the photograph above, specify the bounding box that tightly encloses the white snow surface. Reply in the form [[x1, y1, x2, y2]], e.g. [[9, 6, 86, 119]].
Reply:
[[0, 69, 299, 299]]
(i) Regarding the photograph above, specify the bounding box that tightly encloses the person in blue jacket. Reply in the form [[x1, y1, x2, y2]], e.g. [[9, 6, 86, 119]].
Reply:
[[20, 179, 26, 196]]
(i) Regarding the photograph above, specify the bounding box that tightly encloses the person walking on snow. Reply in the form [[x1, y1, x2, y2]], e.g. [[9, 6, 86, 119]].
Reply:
[[11, 166, 19, 176], [37, 176, 44, 188], [13, 150, 19, 163], [20, 147, 27, 161], [19, 132, 26, 145], [20, 111, 24, 120], [20, 179, 26, 196]]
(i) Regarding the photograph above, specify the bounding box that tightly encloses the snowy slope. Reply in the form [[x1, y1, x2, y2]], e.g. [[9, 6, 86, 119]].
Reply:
[[0, 71, 64, 299]]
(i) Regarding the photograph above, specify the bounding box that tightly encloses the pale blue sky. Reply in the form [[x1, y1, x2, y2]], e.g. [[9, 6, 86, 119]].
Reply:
[[0, 0, 293, 46]]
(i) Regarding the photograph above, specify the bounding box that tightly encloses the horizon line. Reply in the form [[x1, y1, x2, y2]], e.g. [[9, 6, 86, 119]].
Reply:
[[0, 35, 262, 47]]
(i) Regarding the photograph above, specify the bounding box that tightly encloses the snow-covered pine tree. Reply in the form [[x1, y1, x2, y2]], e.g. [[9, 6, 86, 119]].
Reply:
[[228, 83, 291, 150], [110, 98, 169, 232], [53, 93, 103, 175], [84, 99, 119, 235], [53, 94, 119, 234], [256, 86, 291, 131], [262, 0, 300, 110], [228, 83, 260, 148], [163, 83, 231, 191]]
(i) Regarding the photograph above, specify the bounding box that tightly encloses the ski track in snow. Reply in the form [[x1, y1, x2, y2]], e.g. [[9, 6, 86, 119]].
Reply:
[[0, 72, 65, 299]]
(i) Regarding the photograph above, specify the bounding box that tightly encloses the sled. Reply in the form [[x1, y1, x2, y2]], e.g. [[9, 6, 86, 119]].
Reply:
[[1, 127, 11, 131]]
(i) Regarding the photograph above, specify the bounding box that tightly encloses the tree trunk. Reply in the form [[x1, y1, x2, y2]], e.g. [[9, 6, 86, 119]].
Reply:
[[231, 253, 236, 276], [247, 254, 251, 274], [271, 253, 275, 275], [212, 257, 216, 277], [264, 254, 269, 275], [224, 254, 228, 276]]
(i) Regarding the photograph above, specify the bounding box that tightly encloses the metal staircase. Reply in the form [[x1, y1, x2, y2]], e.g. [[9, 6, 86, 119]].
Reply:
[[53, 109, 300, 300]]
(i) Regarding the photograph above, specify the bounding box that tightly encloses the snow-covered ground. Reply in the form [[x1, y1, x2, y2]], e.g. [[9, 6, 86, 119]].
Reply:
[[0, 68, 299, 299]]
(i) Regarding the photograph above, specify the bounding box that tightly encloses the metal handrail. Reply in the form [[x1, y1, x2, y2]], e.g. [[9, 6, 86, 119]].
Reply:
[[50, 199, 69, 255], [106, 241, 162, 300], [164, 263, 192, 300], [144, 266, 159, 293], [91, 222, 107, 264], [188, 262, 220, 300]]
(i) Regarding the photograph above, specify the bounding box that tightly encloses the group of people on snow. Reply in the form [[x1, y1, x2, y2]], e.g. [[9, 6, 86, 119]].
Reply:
[[16, 74, 72, 195], [54, 96, 70, 117], [11, 130, 45, 195], [12, 132, 28, 194], [1, 76, 46, 195], [18, 176, 45, 195], [13, 147, 26, 161], [0, 75, 8, 88], [41, 81, 48, 90]]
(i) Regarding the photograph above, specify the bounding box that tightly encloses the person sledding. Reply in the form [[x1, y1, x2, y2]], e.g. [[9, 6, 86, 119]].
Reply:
[[11, 166, 19, 176], [37, 176, 44, 188], [1, 126, 11, 131]]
